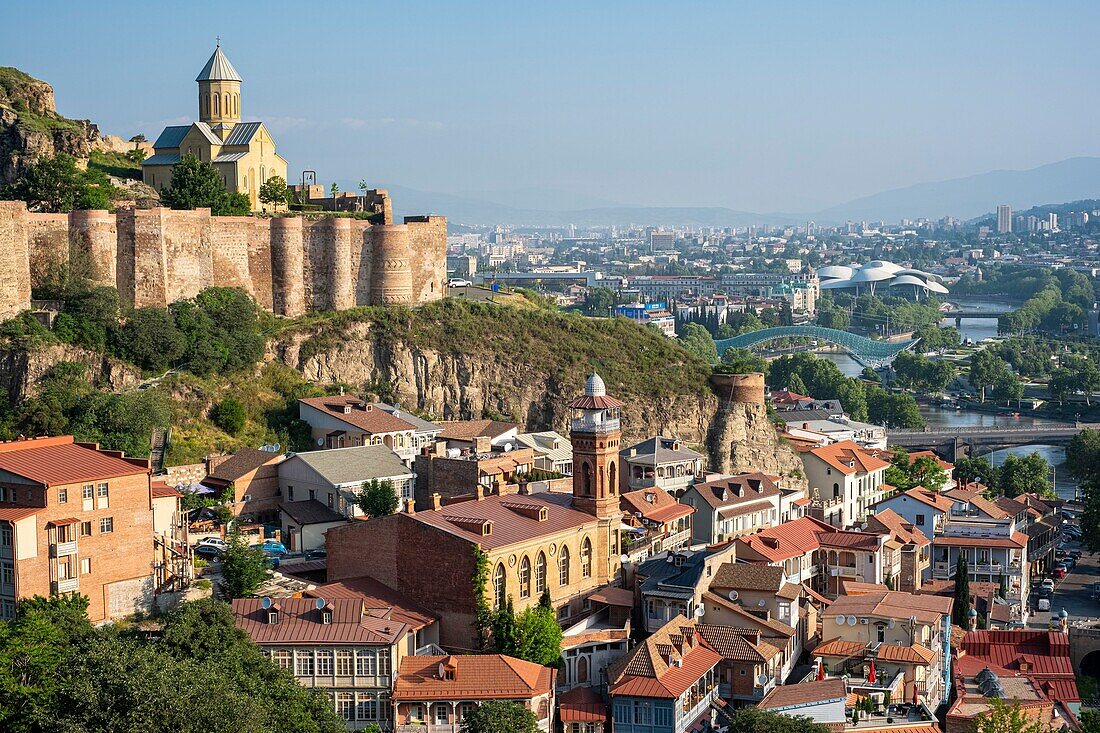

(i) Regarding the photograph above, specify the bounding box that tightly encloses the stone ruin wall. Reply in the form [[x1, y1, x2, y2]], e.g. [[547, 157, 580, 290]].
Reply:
[[0, 201, 447, 319]]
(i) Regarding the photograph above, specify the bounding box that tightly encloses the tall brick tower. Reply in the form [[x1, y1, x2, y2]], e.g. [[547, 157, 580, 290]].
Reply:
[[568, 373, 623, 519]]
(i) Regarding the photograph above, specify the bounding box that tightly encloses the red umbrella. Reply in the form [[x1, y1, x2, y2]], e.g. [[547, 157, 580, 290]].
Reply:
[[867, 661, 877, 685], [816, 659, 825, 681]]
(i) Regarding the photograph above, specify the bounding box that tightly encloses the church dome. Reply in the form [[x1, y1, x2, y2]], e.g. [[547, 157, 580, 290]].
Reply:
[[585, 372, 607, 397], [196, 45, 242, 82]]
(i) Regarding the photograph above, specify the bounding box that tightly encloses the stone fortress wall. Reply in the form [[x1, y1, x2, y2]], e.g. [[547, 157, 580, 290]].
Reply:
[[0, 200, 447, 319]]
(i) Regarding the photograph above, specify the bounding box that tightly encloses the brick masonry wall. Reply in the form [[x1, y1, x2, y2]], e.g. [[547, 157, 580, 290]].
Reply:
[[326, 513, 479, 649], [3, 202, 446, 316]]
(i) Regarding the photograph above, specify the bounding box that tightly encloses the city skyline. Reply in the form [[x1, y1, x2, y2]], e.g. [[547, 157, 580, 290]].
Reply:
[[7, 0, 1100, 214]]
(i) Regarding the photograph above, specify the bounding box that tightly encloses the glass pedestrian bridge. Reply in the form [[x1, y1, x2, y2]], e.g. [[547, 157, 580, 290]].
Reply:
[[715, 325, 917, 367]]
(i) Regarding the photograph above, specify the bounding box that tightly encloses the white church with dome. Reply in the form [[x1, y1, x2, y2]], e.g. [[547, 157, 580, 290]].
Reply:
[[816, 260, 949, 299]]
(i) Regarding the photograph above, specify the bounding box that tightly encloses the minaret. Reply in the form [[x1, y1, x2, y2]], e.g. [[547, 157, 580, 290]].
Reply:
[[568, 372, 623, 519], [196, 43, 242, 139]]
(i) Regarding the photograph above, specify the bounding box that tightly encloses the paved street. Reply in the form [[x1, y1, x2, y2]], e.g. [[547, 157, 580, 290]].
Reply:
[[1030, 537, 1100, 628]]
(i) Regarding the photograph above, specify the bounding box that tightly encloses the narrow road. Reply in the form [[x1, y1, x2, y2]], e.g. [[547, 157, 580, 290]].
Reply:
[[1030, 537, 1099, 628]]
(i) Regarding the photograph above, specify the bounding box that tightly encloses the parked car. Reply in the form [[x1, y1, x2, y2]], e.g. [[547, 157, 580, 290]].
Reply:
[[448, 278, 472, 288], [1070, 550, 1083, 560], [195, 537, 230, 551], [1038, 597, 1051, 612], [255, 540, 287, 556], [1054, 567, 1068, 579], [305, 548, 327, 560], [194, 544, 223, 559]]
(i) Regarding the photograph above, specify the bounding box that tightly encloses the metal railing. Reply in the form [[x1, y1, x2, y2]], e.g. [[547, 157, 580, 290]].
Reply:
[[569, 418, 620, 434]]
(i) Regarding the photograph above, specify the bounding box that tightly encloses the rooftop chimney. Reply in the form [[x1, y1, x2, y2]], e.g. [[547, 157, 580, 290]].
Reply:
[[474, 435, 492, 454]]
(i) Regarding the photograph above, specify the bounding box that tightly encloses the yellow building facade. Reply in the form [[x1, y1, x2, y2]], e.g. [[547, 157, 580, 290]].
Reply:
[[143, 45, 288, 210]]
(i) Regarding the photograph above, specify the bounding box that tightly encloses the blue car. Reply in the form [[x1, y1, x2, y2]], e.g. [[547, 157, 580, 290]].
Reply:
[[256, 540, 287, 556]]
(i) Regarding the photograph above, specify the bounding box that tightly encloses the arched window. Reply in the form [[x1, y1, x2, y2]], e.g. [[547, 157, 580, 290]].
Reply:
[[260, 165, 266, 182], [581, 538, 592, 579], [233, 93, 239, 116], [608, 461, 617, 495], [582, 463, 593, 496], [535, 552, 547, 594], [224, 93, 229, 115], [559, 546, 570, 586], [518, 556, 531, 598], [214, 94, 220, 115], [577, 655, 589, 684], [493, 564, 506, 609]]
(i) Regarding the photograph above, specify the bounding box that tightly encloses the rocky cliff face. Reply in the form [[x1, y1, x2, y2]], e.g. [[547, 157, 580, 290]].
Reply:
[[0, 67, 100, 185], [706, 400, 807, 488], [0, 343, 141, 402]]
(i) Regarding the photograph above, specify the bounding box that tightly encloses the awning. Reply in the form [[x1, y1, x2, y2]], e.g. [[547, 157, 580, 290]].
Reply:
[[46, 517, 80, 527]]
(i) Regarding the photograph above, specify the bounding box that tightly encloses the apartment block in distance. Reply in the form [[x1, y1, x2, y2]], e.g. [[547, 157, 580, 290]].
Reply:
[[0, 436, 155, 622]]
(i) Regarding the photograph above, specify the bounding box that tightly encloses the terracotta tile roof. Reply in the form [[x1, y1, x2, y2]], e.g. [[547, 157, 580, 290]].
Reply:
[[814, 638, 866, 658], [840, 581, 890, 596], [620, 487, 694, 524], [609, 616, 723, 699], [393, 654, 553, 700], [232, 597, 409, 645], [818, 531, 882, 551], [305, 575, 438, 631], [771, 390, 814, 406], [803, 584, 833, 606], [908, 450, 954, 471], [0, 503, 43, 521], [558, 685, 606, 723], [567, 394, 624, 410], [865, 508, 931, 548], [587, 586, 635, 607], [411, 491, 596, 550], [0, 436, 148, 487], [798, 440, 890, 476], [734, 515, 835, 562], [150, 480, 182, 499], [892, 487, 953, 513], [934, 532, 1027, 549], [689, 471, 781, 510], [208, 447, 283, 481], [437, 419, 519, 442], [299, 396, 417, 435], [957, 630, 1075, 680], [695, 624, 775, 663], [759, 678, 847, 709], [995, 496, 1029, 516], [876, 643, 937, 664], [825, 591, 952, 624]]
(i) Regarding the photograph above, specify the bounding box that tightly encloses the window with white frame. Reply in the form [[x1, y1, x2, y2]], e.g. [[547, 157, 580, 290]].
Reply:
[[316, 649, 333, 675], [336, 649, 353, 676], [99, 517, 114, 534], [272, 650, 292, 669], [295, 650, 314, 676], [356, 694, 378, 721], [335, 692, 354, 720], [356, 649, 376, 676]]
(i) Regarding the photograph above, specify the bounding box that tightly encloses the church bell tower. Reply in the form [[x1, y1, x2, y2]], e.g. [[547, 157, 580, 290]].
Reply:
[[569, 372, 623, 519], [196, 43, 242, 139]]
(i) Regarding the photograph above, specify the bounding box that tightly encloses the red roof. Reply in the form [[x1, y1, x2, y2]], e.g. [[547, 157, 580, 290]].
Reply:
[[299, 396, 417, 435], [934, 532, 1027, 549], [410, 491, 597, 550], [734, 515, 835, 562], [558, 685, 607, 723], [567, 394, 624, 410], [393, 654, 553, 700], [0, 436, 148, 487], [621, 487, 694, 525], [305, 575, 439, 631], [892, 487, 954, 513], [232, 597, 410, 645], [609, 616, 723, 699], [957, 630, 1075, 680], [799, 440, 890, 475], [151, 481, 182, 499], [0, 503, 43, 521]]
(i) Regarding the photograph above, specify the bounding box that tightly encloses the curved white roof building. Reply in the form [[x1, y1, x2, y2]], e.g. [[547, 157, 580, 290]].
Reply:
[[816, 260, 949, 298]]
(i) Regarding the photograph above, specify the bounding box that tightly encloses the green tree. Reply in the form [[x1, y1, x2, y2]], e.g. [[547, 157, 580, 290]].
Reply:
[[787, 373, 808, 395], [211, 397, 247, 435], [969, 350, 1010, 403], [1048, 367, 1076, 405], [491, 596, 518, 651], [952, 554, 970, 627], [715, 347, 768, 375], [909, 455, 948, 491], [258, 175, 289, 212], [54, 286, 124, 352], [956, 456, 998, 490], [460, 700, 539, 733], [472, 547, 492, 650], [115, 306, 185, 372], [1, 153, 113, 212], [220, 532, 270, 598], [356, 479, 399, 518], [1080, 479, 1100, 554], [678, 322, 718, 364], [513, 603, 564, 666], [723, 706, 831, 733], [998, 452, 1051, 498], [866, 388, 924, 429], [583, 286, 616, 316], [968, 698, 1053, 733], [161, 154, 252, 215], [1067, 429, 1100, 482]]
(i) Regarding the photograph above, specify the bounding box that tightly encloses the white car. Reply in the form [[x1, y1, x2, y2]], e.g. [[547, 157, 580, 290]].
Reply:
[[448, 279, 472, 288], [195, 537, 230, 551]]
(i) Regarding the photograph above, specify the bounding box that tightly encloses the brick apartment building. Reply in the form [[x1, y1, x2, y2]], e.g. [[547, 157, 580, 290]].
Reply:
[[0, 436, 155, 622]]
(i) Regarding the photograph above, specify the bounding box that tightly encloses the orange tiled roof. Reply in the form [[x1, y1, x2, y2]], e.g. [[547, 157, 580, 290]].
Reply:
[[609, 616, 723, 699], [621, 487, 694, 525], [865, 508, 931, 548], [150, 481, 183, 499], [876, 643, 936, 665], [558, 685, 606, 723], [814, 638, 866, 659], [0, 503, 43, 521], [412, 491, 597, 550], [299, 396, 416, 435], [934, 532, 1027, 549], [0, 436, 148, 487], [305, 575, 439, 631], [393, 654, 553, 700], [825, 590, 952, 625], [734, 515, 836, 562], [895, 487, 954, 513], [799, 440, 890, 476], [233, 597, 409, 645], [759, 678, 847, 709]]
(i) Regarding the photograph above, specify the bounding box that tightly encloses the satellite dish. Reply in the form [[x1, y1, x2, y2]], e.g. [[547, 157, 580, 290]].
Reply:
[[756, 674, 769, 686], [888, 619, 896, 629], [727, 590, 739, 602], [316, 438, 325, 447], [758, 599, 766, 608], [314, 598, 326, 610], [619, 555, 629, 564], [694, 605, 705, 618], [836, 615, 846, 626], [847, 615, 858, 626], [261, 597, 272, 610], [503, 443, 513, 452]]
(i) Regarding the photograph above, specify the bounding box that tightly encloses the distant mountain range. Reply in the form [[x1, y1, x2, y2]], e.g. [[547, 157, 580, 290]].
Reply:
[[375, 156, 1100, 228]]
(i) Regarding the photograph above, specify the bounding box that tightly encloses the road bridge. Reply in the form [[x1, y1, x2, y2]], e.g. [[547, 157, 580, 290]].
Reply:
[[716, 325, 917, 368], [886, 422, 1098, 458]]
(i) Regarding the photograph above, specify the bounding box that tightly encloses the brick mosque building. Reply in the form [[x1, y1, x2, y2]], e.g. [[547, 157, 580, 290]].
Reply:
[[324, 373, 626, 650]]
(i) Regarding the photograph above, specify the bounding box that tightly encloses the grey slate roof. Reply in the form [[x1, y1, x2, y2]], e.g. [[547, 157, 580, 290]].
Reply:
[[196, 45, 243, 82], [143, 153, 181, 166], [192, 122, 222, 146], [222, 121, 262, 146], [375, 402, 442, 435], [637, 548, 720, 597], [284, 445, 412, 487], [620, 436, 702, 465], [281, 499, 346, 526], [212, 151, 249, 163], [151, 125, 190, 150]]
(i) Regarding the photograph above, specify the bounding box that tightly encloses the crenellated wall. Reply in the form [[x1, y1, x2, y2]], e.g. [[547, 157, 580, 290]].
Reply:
[[0, 202, 447, 318]]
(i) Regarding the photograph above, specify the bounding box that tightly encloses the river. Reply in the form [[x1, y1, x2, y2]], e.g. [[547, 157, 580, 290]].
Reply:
[[814, 297, 1079, 498]]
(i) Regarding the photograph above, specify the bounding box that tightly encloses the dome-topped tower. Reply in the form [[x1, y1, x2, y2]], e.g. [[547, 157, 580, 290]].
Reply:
[[584, 372, 607, 397], [568, 372, 623, 519], [196, 43, 242, 136]]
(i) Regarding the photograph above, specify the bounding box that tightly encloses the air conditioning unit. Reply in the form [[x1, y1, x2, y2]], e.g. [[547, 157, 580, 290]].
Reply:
[[242, 494, 252, 502], [860, 618, 870, 625]]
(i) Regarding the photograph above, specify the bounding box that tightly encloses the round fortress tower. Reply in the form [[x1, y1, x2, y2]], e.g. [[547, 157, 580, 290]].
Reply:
[[269, 216, 305, 316], [68, 209, 117, 288], [709, 371, 765, 404], [369, 224, 413, 305]]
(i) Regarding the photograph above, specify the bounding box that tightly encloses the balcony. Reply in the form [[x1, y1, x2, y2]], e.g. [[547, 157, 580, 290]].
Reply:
[[832, 565, 859, 577], [678, 686, 718, 727], [570, 417, 620, 434], [50, 540, 78, 558], [52, 577, 79, 594], [397, 725, 458, 733]]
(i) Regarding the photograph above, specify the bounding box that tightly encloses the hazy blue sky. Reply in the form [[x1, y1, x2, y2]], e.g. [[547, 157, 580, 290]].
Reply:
[[9, 1, 1099, 212]]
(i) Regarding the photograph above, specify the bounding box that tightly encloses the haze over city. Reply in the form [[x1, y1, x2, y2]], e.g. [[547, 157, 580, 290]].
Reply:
[[10, 0, 1100, 216]]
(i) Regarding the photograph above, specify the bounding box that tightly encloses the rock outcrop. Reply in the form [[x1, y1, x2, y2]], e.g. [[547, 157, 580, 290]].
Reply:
[[0, 67, 100, 185], [706, 399, 806, 488], [0, 343, 142, 402]]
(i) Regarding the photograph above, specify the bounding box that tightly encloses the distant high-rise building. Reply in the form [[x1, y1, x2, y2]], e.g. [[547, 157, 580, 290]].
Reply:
[[996, 204, 1012, 233], [1047, 213, 1059, 231], [1026, 215, 1039, 233]]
